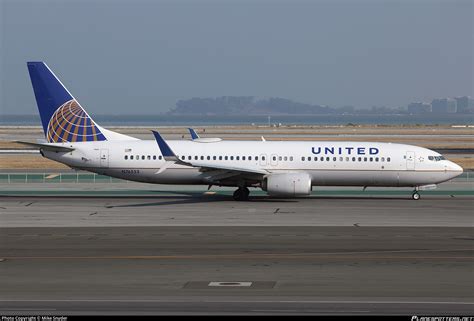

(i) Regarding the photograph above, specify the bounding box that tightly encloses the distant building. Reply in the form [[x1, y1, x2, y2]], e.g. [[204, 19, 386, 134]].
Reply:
[[407, 102, 432, 114], [454, 96, 474, 113], [431, 98, 457, 113]]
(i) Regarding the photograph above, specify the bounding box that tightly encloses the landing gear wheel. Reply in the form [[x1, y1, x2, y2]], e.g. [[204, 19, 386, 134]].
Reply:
[[233, 187, 250, 201], [412, 192, 420, 200]]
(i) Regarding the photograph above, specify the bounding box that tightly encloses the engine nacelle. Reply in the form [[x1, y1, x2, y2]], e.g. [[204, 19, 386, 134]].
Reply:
[[262, 173, 312, 197]]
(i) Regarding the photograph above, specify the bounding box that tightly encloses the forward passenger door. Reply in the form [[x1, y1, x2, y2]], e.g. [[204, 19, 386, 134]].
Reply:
[[406, 151, 415, 170]]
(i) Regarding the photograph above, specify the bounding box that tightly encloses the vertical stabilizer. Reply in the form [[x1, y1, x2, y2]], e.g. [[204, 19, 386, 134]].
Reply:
[[27, 62, 136, 142]]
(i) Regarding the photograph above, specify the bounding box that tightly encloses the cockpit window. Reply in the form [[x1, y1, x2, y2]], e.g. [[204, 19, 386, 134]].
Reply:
[[429, 155, 446, 161]]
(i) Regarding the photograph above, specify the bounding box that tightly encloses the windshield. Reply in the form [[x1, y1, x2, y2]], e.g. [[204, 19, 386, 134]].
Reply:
[[428, 155, 446, 161]]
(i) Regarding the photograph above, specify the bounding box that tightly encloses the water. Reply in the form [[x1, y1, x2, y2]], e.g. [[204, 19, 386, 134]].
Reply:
[[1, 113, 473, 126]]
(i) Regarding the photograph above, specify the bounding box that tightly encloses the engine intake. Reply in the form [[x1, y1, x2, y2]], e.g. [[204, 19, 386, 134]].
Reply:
[[262, 173, 312, 197]]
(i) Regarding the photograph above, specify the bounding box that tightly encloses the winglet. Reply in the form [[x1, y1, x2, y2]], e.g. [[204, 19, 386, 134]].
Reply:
[[188, 128, 200, 140], [151, 130, 192, 166], [151, 130, 177, 161]]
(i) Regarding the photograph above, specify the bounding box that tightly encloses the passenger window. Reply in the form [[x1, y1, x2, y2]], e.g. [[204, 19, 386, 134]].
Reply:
[[358, 157, 362, 162], [142, 155, 145, 160], [278, 156, 282, 161], [181, 156, 185, 160], [249, 156, 252, 161], [136, 155, 139, 160], [364, 157, 367, 162], [194, 156, 198, 160], [326, 157, 330, 161], [381, 157, 385, 162], [302, 157, 305, 161], [375, 157, 379, 162], [153, 155, 156, 160], [387, 157, 391, 162], [230, 156, 234, 160], [243, 156, 246, 161], [333, 157, 336, 161], [146, 155, 150, 160], [320, 157, 324, 162], [352, 157, 355, 161], [370, 157, 373, 162], [346, 157, 349, 161], [339, 157, 343, 161], [225, 156, 228, 160], [207, 156, 211, 160], [219, 156, 223, 160], [236, 156, 240, 161], [314, 157, 318, 161], [159, 156, 162, 160], [124, 155, 128, 160], [213, 156, 216, 160], [255, 156, 258, 161], [290, 156, 293, 161], [200, 156, 204, 160], [130, 155, 134, 160], [284, 156, 287, 161], [262, 156, 265, 161], [188, 156, 191, 160], [273, 156, 277, 161]]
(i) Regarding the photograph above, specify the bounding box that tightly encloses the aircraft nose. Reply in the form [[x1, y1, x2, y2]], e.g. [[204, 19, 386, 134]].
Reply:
[[447, 161, 463, 177]]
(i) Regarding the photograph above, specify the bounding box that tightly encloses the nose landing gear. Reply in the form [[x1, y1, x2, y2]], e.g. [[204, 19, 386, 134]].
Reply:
[[412, 192, 420, 200], [233, 187, 250, 201]]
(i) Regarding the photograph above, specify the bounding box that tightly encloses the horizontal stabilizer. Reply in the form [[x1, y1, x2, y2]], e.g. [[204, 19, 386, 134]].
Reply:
[[16, 141, 75, 152]]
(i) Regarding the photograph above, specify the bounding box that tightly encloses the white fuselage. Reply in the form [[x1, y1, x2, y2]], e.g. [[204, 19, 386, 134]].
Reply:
[[43, 139, 463, 188]]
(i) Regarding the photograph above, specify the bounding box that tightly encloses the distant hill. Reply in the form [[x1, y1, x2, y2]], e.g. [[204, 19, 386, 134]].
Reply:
[[167, 96, 335, 115]]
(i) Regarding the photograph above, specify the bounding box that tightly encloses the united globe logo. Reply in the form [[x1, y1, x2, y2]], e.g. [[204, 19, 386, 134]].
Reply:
[[46, 99, 106, 143]]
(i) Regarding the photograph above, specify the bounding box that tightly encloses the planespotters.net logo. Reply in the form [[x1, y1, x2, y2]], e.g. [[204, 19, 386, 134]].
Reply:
[[412, 317, 474, 321]]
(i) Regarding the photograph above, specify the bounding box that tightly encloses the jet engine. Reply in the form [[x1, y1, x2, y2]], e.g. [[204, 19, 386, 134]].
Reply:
[[262, 173, 312, 197]]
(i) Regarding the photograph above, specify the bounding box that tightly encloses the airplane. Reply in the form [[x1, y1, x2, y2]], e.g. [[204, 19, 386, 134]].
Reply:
[[21, 61, 463, 201]]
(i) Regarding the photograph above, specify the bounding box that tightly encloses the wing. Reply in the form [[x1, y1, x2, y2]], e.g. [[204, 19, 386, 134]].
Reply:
[[151, 130, 268, 183]]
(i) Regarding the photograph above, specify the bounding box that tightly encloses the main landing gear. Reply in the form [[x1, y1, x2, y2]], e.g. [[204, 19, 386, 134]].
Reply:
[[412, 191, 420, 200], [233, 187, 250, 201]]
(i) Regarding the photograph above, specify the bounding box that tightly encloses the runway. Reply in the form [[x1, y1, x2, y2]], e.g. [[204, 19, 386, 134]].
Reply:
[[1, 183, 473, 315], [0, 193, 473, 227], [1, 226, 473, 315]]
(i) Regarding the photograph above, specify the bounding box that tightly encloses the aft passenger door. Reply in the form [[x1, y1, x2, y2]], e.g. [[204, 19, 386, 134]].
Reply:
[[406, 151, 415, 170], [100, 149, 109, 168]]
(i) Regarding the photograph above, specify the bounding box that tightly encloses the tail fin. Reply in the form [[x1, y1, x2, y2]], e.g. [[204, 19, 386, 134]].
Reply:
[[27, 62, 136, 143]]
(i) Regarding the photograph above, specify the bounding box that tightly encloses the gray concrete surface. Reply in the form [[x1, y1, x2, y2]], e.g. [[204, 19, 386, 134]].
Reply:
[[1, 183, 473, 315], [1, 227, 473, 315], [0, 194, 473, 227]]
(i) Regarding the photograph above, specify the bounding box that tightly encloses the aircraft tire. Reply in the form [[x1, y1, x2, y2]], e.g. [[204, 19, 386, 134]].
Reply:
[[233, 187, 250, 201]]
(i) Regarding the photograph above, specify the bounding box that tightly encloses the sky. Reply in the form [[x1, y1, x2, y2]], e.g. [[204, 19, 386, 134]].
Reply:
[[0, 0, 472, 115]]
